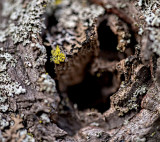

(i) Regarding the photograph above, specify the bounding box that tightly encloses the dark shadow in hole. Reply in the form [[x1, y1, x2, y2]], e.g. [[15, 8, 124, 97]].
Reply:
[[97, 20, 136, 61], [98, 20, 118, 52], [98, 20, 121, 61], [120, 74, 125, 82], [67, 72, 112, 113], [127, 26, 136, 54], [42, 12, 58, 79], [43, 10, 58, 34], [45, 45, 56, 79], [56, 70, 119, 135], [56, 114, 82, 136]]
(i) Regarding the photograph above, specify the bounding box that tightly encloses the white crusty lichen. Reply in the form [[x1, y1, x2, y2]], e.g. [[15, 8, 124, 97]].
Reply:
[[38, 73, 56, 93], [138, 27, 144, 35], [40, 113, 50, 123], [1, 0, 48, 45], [0, 31, 7, 43], [137, 0, 160, 27], [35, 43, 46, 54], [0, 51, 26, 97], [2, 0, 22, 18], [137, 0, 160, 56], [0, 94, 7, 103], [0, 52, 17, 66], [0, 50, 26, 113], [55, 0, 105, 28], [10, 0, 47, 46], [141, 1, 160, 27], [19, 130, 35, 142], [114, 85, 147, 116], [147, 28, 160, 55], [138, 0, 143, 7], [0, 114, 9, 130], [0, 105, 9, 113], [0, 72, 26, 97], [127, 86, 147, 110]]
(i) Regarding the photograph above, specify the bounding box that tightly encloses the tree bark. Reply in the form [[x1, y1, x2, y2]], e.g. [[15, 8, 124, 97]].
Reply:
[[0, 0, 160, 142]]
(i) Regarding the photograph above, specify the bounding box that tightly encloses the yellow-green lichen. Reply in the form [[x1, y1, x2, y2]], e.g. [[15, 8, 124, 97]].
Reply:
[[50, 45, 65, 64], [54, 0, 62, 5], [150, 132, 156, 137], [27, 133, 34, 138]]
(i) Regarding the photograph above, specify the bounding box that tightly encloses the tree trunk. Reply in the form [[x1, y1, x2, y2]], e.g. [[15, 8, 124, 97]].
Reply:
[[0, 0, 160, 142]]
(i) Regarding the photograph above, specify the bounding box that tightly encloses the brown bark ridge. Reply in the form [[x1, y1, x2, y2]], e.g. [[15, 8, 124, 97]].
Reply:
[[0, 0, 160, 142]]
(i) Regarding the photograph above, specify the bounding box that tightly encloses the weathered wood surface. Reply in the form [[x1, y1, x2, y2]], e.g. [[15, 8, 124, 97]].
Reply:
[[0, 0, 160, 141]]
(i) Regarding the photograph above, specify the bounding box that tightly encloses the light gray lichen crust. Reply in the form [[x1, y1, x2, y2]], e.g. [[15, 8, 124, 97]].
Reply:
[[1, 0, 48, 46], [137, 0, 160, 56], [55, 0, 105, 29], [0, 48, 26, 113]]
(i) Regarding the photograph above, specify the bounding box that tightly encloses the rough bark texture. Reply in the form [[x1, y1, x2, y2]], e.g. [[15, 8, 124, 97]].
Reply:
[[0, 0, 160, 142]]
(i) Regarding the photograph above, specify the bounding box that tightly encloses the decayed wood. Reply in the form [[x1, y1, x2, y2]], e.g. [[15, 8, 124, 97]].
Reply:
[[0, 0, 160, 142]]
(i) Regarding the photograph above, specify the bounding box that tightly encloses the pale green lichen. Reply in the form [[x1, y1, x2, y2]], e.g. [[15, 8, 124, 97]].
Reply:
[[141, 1, 160, 27], [0, 114, 9, 129], [0, 105, 9, 113], [127, 86, 147, 110], [0, 72, 26, 97], [10, 0, 47, 45], [55, 0, 105, 28], [0, 0, 48, 71], [0, 32, 7, 43], [38, 73, 56, 93], [1, 0, 48, 46], [2, 1, 22, 18], [137, 0, 160, 56], [0, 50, 26, 113], [148, 28, 160, 55], [20, 130, 35, 142], [40, 113, 50, 123], [114, 85, 147, 116]]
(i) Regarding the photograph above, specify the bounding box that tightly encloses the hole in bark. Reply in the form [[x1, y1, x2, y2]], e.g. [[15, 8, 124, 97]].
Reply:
[[64, 20, 127, 113], [43, 13, 125, 114], [67, 72, 111, 113], [66, 69, 121, 113], [43, 10, 58, 34], [121, 74, 125, 82], [98, 20, 123, 61], [98, 20, 118, 52], [97, 19, 136, 61], [43, 11, 138, 136]]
